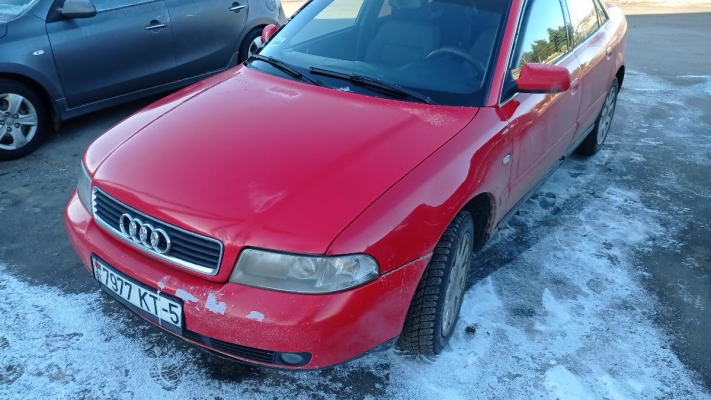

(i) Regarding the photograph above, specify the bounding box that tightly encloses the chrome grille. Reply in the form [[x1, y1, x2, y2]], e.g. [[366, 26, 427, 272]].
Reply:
[[92, 188, 223, 275]]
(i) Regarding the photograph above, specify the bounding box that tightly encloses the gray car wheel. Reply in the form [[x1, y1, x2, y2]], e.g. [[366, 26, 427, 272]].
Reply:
[[238, 27, 265, 64], [248, 36, 263, 59], [0, 80, 48, 160]]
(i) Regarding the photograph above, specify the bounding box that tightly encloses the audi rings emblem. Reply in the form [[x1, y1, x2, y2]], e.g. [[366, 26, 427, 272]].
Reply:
[[119, 213, 171, 254]]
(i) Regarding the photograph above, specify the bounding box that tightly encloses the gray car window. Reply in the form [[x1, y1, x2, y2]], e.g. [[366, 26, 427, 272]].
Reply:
[[0, 0, 40, 22], [91, 0, 153, 12]]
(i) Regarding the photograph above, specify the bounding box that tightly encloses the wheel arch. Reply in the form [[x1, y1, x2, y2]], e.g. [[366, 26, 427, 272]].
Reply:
[[616, 65, 625, 90], [238, 16, 277, 49], [0, 72, 60, 126], [242, 22, 268, 44], [462, 192, 496, 251]]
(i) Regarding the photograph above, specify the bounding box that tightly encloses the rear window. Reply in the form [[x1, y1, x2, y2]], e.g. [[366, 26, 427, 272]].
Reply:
[[0, 0, 39, 23]]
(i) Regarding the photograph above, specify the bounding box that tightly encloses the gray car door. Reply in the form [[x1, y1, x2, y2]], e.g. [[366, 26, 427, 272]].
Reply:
[[165, 0, 249, 80], [46, 0, 176, 108]]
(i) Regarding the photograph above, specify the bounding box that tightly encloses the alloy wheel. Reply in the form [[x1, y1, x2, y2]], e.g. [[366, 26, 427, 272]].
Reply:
[[441, 231, 472, 336], [597, 85, 618, 145]]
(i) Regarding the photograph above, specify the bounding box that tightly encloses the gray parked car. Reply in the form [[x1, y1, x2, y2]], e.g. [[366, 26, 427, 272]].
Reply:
[[0, 0, 285, 159]]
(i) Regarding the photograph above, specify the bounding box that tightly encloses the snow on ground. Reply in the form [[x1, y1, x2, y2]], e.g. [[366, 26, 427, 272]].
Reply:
[[379, 154, 708, 399], [1, 71, 711, 399]]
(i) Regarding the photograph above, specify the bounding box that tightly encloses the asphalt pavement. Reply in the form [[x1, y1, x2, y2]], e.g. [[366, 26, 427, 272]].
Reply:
[[615, 5, 711, 387], [0, 4, 710, 398]]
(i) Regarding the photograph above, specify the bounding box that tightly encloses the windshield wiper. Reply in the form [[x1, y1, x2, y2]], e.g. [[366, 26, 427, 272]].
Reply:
[[248, 54, 322, 87], [309, 67, 432, 104]]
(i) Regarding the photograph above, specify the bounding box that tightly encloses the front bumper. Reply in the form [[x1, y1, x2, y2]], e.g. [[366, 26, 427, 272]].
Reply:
[[64, 191, 429, 369]]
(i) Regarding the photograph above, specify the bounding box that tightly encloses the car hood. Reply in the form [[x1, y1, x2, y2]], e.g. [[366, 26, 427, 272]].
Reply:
[[92, 67, 479, 256]]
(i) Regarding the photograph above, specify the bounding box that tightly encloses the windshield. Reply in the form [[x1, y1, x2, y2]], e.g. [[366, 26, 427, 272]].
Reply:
[[252, 0, 510, 106], [0, 0, 38, 23]]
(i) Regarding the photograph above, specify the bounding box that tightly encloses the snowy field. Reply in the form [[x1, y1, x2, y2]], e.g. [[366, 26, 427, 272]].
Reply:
[[1, 71, 710, 399]]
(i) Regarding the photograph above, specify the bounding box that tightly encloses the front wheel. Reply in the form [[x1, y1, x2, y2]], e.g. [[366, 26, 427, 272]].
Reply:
[[0, 80, 49, 161], [397, 210, 474, 355], [576, 77, 619, 156]]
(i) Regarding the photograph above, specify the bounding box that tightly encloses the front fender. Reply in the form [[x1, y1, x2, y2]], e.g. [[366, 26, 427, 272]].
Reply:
[[327, 108, 512, 273], [0, 61, 63, 99], [0, 15, 65, 114]]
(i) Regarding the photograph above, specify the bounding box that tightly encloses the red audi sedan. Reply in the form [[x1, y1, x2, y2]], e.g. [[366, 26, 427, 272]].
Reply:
[[65, 0, 626, 369]]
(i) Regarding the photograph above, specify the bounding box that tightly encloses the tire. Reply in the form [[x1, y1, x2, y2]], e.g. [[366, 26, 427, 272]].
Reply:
[[397, 210, 474, 355], [576, 77, 619, 156], [237, 27, 264, 64], [0, 79, 49, 161]]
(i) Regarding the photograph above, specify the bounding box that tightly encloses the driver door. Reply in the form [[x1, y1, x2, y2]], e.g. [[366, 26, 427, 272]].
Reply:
[[503, 0, 582, 211], [164, 0, 249, 80], [47, 0, 176, 108]]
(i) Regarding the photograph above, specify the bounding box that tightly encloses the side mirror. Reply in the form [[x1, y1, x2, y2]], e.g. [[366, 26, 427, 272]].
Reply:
[[516, 63, 571, 94], [261, 24, 279, 44], [61, 0, 97, 19]]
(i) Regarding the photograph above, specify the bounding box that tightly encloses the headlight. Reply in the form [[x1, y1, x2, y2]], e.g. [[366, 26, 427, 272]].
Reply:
[[77, 163, 92, 211], [230, 249, 379, 293]]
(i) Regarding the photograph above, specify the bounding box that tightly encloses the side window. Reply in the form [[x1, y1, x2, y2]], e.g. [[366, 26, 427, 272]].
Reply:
[[593, 0, 609, 25], [566, 0, 600, 45], [509, 0, 569, 79], [91, 0, 151, 12], [290, 0, 364, 44]]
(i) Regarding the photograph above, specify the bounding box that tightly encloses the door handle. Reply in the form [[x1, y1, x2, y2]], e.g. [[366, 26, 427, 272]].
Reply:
[[145, 21, 167, 30], [229, 3, 246, 12], [606, 46, 612, 60]]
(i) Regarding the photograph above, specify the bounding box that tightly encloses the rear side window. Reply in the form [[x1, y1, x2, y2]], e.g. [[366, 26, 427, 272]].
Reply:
[[509, 0, 569, 78], [565, 0, 600, 45], [593, 0, 609, 25]]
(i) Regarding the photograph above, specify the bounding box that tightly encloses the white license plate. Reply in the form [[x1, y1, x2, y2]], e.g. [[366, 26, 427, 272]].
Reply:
[[93, 258, 183, 329]]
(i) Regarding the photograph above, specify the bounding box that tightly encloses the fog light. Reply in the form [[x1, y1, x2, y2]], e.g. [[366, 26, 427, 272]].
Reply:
[[280, 353, 305, 365]]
